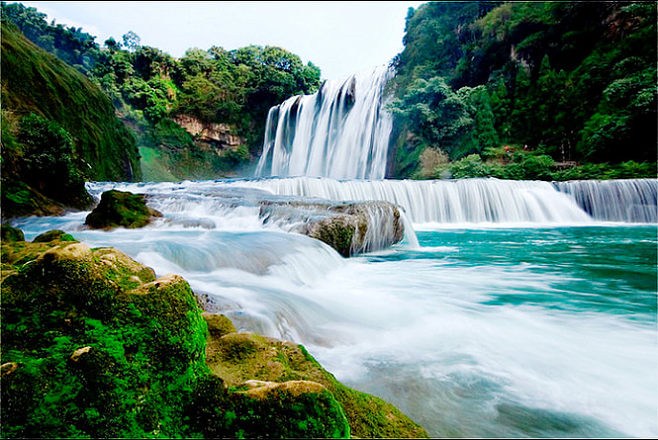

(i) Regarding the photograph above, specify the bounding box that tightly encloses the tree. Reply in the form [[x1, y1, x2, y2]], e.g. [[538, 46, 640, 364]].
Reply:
[[104, 37, 120, 53], [122, 31, 141, 52], [389, 76, 474, 158], [17, 114, 87, 204]]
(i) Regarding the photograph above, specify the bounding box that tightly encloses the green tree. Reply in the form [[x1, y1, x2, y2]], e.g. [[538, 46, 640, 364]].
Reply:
[[122, 31, 141, 52], [17, 114, 88, 204], [389, 76, 474, 158]]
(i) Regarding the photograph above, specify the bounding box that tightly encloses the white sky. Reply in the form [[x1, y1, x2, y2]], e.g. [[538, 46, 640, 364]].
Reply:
[[20, 1, 424, 80]]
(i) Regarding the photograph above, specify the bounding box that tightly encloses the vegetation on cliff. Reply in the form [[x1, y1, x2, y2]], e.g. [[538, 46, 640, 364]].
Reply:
[[1, 21, 140, 217], [1, 231, 425, 438], [2, 2, 321, 180], [389, 2, 656, 179]]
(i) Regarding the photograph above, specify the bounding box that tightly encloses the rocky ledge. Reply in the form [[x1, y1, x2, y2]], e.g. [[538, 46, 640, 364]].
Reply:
[[259, 200, 405, 257]]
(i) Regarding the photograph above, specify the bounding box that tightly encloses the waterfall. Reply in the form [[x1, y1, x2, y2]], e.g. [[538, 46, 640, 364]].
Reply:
[[554, 179, 658, 223], [241, 177, 592, 224], [240, 177, 658, 225], [255, 66, 393, 179]]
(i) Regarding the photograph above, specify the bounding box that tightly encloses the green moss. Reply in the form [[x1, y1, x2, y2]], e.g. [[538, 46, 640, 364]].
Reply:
[[202, 313, 237, 338], [32, 230, 75, 243], [311, 218, 354, 258], [205, 328, 428, 438], [1, 241, 207, 438], [187, 375, 350, 439], [85, 190, 162, 229], [1, 225, 25, 242]]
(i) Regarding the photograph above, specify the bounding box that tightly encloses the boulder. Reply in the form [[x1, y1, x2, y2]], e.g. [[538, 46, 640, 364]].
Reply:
[[205, 322, 428, 438], [85, 190, 162, 229], [1, 225, 24, 242], [32, 229, 75, 243], [260, 200, 404, 257]]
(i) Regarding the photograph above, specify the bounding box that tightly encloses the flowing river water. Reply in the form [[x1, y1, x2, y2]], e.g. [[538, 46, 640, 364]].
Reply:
[[12, 177, 657, 438]]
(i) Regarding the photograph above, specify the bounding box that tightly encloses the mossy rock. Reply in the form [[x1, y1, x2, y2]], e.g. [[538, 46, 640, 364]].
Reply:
[[85, 190, 162, 229], [202, 313, 237, 338], [1, 237, 353, 438], [260, 200, 405, 257], [206, 328, 428, 438], [32, 229, 75, 243], [187, 374, 350, 439], [1, 224, 24, 242], [1, 239, 207, 438]]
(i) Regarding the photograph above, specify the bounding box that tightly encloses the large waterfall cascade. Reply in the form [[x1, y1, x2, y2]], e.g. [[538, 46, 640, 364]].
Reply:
[[255, 66, 393, 180]]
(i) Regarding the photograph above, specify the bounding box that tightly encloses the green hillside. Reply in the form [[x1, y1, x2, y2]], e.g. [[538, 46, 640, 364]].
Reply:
[[389, 2, 657, 179], [1, 22, 140, 181], [1, 22, 141, 217]]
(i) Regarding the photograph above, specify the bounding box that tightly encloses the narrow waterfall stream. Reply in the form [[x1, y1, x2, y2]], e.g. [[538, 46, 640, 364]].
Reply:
[[13, 177, 658, 438]]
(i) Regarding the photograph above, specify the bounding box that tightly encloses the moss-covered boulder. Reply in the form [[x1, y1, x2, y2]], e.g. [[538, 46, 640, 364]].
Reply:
[[1, 241, 206, 438], [204, 319, 428, 438], [85, 190, 162, 229], [0, 239, 356, 438], [32, 229, 75, 243], [1, 224, 24, 242]]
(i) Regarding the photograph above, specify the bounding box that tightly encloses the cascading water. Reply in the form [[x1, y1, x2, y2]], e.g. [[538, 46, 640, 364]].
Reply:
[[12, 178, 658, 438], [255, 66, 393, 179], [240, 177, 658, 224], [555, 179, 658, 223]]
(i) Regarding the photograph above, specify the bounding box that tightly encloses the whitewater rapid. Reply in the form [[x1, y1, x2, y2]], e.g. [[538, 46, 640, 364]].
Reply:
[[11, 177, 658, 437]]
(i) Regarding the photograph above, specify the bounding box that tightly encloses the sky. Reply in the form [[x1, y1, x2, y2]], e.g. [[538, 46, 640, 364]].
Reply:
[[21, 1, 424, 80]]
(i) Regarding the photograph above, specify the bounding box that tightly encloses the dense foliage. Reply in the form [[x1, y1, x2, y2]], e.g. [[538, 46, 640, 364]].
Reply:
[[1, 22, 140, 217], [2, 2, 322, 179], [390, 2, 656, 179]]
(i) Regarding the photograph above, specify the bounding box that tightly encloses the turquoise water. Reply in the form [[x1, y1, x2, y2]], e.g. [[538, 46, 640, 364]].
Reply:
[[329, 226, 657, 437], [12, 204, 657, 438], [378, 227, 656, 319]]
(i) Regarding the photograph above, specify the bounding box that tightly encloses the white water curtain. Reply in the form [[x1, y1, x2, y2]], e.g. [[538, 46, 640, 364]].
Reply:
[[256, 66, 393, 180]]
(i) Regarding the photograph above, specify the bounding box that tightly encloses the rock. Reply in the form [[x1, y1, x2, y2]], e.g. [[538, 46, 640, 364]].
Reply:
[[240, 379, 327, 400], [1, 236, 209, 437], [205, 320, 428, 438], [39, 242, 93, 264], [202, 312, 236, 338], [85, 190, 162, 229], [32, 229, 75, 243], [69, 346, 92, 362], [172, 114, 244, 149], [1, 362, 18, 377], [260, 200, 404, 257], [1, 225, 24, 242]]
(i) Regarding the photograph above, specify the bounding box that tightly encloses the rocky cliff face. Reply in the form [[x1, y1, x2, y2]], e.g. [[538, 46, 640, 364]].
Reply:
[[173, 114, 244, 151]]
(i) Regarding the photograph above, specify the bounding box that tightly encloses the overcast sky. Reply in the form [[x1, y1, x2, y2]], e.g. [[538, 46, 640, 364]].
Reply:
[[21, 1, 424, 80]]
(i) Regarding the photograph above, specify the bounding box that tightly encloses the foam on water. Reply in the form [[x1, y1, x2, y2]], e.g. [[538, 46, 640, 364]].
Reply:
[[11, 178, 657, 437]]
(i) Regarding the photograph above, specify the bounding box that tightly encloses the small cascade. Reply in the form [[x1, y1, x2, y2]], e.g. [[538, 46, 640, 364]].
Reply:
[[242, 177, 595, 225], [86, 180, 415, 254], [260, 200, 406, 255], [555, 179, 658, 223], [255, 66, 393, 179]]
